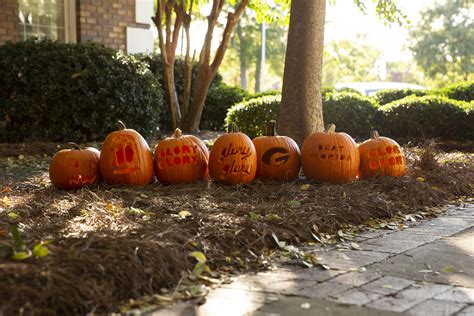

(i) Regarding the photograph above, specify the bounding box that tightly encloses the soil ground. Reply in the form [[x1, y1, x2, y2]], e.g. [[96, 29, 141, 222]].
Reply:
[[0, 135, 473, 315]]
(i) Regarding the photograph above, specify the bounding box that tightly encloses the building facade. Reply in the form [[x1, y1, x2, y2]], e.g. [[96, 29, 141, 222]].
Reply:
[[0, 0, 155, 54]]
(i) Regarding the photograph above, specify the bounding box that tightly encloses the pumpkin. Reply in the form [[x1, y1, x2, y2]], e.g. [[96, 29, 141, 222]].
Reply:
[[49, 142, 101, 190], [252, 120, 301, 180], [99, 121, 154, 185], [154, 128, 209, 185], [358, 130, 406, 178], [301, 124, 360, 182], [209, 122, 257, 184]]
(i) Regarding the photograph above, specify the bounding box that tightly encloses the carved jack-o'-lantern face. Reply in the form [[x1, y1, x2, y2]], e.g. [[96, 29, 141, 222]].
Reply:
[[154, 128, 209, 185], [301, 124, 360, 183], [209, 123, 257, 184], [99, 121, 154, 185], [358, 130, 406, 179], [49, 143, 101, 190], [69, 159, 99, 186], [252, 120, 301, 181]]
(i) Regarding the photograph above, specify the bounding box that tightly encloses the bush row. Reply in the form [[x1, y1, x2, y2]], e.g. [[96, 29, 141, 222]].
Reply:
[[0, 40, 163, 142], [226, 92, 473, 140], [0, 41, 248, 142]]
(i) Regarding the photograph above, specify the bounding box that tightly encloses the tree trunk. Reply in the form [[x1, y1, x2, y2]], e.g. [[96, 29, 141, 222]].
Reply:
[[255, 40, 262, 93], [237, 23, 247, 90], [278, 0, 326, 144]]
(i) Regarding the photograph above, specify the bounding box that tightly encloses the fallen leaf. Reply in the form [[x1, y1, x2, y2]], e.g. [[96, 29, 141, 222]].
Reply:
[[351, 242, 361, 250], [7, 212, 19, 220], [189, 251, 206, 263], [287, 200, 302, 208], [416, 177, 425, 182], [18, 154, 25, 160], [249, 212, 263, 221], [300, 184, 311, 191], [2, 196, 12, 207], [178, 210, 192, 218], [301, 302, 311, 309]]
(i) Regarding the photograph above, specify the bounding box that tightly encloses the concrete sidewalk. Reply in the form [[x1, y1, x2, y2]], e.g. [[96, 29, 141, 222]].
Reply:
[[150, 204, 474, 316]]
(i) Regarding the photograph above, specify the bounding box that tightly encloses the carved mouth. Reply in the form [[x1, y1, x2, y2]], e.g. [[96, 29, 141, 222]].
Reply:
[[69, 174, 97, 185]]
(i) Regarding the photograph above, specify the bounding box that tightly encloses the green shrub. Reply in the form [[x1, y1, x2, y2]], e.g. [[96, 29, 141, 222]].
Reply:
[[225, 92, 377, 139], [323, 92, 379, 138], [437, 81, 474, 102], [202, 84, 250, 130], [378, 95, 471, 139], [0, 40, 163, 142], [225, 95, 281, 138], [375, 88, 429, 105]]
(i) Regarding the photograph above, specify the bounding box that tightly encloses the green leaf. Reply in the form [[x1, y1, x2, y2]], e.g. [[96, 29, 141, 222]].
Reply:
[[189, 251, 206, 263], [12, 251, 31, 260], [33, 243, 49, 258], [287, 200, 301, 208], [7, 212, 19, 220], [10, 225, 25, 250], [249, 212, 263, 221], [192, 261, 210, 277]]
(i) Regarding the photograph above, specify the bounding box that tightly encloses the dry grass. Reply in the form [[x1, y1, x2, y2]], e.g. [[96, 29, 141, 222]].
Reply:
[[0, 144, 473, 315]]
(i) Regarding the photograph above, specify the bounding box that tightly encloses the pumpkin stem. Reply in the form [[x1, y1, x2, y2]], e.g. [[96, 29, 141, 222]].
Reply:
[[173, 128, 183, 138], [266, 120, 277, 136], [325, 124, 336, 133], [117, 120, 126, 130], [371, 130, 380, 139], [228, 122, 239, 133], [68, 142, 82, 150]]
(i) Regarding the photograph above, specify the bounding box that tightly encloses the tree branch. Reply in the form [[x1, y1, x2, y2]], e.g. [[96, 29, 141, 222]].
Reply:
[[210, 0, 250, 75]]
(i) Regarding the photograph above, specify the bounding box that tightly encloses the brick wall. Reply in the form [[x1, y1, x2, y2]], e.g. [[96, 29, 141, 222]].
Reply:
[[0, 0, 20, 45], [77, 0, 151, 51]]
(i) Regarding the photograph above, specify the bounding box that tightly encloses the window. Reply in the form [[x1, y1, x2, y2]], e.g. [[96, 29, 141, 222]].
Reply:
[[18, 0, 76, 42]]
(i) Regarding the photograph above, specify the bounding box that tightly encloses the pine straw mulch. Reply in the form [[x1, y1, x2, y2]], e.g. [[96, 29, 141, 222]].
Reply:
[[0, 144, 473, 315]]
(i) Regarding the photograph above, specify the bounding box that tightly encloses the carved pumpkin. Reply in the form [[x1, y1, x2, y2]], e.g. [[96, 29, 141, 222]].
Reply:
[[99, 121, 154, 185], [209, 122, 257, 184], [154, 128, 209, 185], [358, 130, 406, 178], [301, 124, 360, 182], [49, 142, 101, 190], [252, 120, 301, 180]]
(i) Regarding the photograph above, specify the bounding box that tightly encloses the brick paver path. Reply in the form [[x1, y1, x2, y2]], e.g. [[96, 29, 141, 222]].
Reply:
[[151, 204, 474, 316]]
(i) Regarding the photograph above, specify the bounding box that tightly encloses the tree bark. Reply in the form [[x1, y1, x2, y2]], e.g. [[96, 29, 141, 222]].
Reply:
[[278, 0, 326, 144], [181, 0, 249, 132]]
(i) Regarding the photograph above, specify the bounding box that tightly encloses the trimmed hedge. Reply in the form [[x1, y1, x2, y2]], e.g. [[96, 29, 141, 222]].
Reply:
[[0, 40, 163, 142], [225, 92, 377, 139], [202, 84, 250, 130], [225, 95, 281, 138], [375, 88, 429, 105], [437, 81, 474, 102], [323, 92, 379, 138], [378, 95, 472, 139]]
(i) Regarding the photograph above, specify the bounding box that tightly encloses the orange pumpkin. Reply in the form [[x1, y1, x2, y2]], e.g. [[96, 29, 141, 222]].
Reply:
[[358, 130, 406, 178], [49, 142, 101, 190], [301, 124, 360, 182], [154, 128, 209, 185], [99, 121, 154, 185], [209, 122, 257, 184], [252, 120, 300, 180]]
